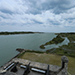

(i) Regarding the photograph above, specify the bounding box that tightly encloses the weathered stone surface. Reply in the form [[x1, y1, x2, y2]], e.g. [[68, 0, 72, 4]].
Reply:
[[0, 56, 68, 75], [12, 58, 61, 72], [61, 56, 68, 63]]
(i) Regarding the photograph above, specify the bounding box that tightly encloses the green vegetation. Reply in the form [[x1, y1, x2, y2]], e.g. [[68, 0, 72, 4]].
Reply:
[[40, 35, 64, 49], [18, 52, 75, 75], [17, 50, 44, 58], [46, 33, 75, 57], [25, 50, 44, 53], [45, 35, 64, 45], [0, 31, 43, 35], [17, 52, 26, 58], [18, 52, 62, 66], [40, 45, 45, 49], [58, 33, 75, 42], [46, 48, 56, 53]]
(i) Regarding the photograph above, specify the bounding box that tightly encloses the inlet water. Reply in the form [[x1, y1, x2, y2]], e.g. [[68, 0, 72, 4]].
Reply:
[[0, 33, 69, 67]]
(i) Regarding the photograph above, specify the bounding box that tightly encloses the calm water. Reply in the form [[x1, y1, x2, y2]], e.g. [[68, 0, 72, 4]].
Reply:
[[0, 33, 69, 67]]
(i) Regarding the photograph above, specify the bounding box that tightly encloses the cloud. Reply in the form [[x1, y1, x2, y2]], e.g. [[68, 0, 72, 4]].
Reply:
[[0, 0, 75, 32], [23, 0, 75, 14], [0, 0, 75, 15]]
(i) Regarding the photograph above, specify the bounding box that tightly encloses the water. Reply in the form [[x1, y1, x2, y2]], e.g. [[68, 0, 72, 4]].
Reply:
[[0, 33, 69, 67]]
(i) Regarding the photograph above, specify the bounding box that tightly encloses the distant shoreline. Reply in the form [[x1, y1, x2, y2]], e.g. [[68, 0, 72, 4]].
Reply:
[[0, 32, 75, 35], [0, 31, 44, 35]]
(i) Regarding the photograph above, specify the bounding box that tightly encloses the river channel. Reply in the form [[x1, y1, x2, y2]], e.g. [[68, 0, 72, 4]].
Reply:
[[0, 33, 69, 67]]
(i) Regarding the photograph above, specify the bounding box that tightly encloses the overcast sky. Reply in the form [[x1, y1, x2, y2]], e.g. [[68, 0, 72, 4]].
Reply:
[[0, 0, 75, 32]]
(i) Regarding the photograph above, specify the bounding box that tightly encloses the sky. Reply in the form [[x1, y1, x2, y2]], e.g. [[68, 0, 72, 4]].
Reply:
[[0, 0, 75, 32]]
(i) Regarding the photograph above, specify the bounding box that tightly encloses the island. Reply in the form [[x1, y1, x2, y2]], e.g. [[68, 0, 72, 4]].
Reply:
[[40, 35, 64, 49]]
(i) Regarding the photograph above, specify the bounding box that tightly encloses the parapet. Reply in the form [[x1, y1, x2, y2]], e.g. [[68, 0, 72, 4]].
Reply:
[[0, 56, 69, 75]]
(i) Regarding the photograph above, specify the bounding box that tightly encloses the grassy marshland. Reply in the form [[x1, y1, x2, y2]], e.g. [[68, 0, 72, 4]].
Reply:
[[40, 35, 64, 49]]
